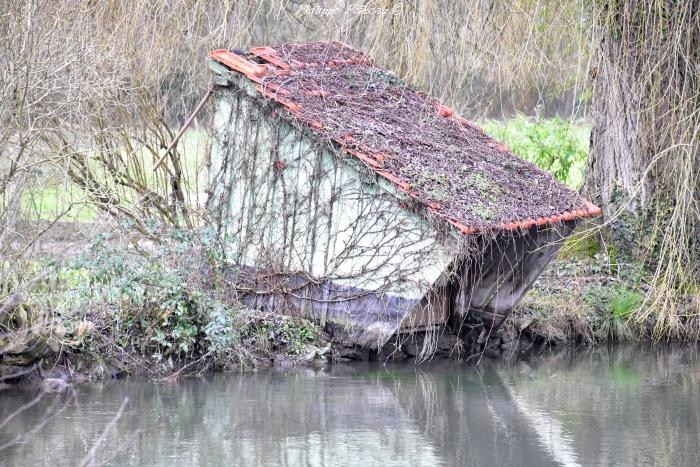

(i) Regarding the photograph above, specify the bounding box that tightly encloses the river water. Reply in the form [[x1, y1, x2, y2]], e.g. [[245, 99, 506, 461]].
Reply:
[[1, 345, 700, 466]]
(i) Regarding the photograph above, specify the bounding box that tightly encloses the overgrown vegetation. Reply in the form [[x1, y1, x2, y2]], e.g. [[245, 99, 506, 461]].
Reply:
[[585, 0, 700, 340], [502, 231, 675, 347], [482, 116, 589, 188], [1, 229, 326, 379], [1, 0, 699, 381]]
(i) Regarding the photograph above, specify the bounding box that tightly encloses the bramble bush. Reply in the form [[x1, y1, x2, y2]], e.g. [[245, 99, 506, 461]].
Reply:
[[46, 228, 322, 376]]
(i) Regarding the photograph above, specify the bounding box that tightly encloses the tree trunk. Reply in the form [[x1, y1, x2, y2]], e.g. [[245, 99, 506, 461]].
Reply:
[[584, 1, 700, 261]]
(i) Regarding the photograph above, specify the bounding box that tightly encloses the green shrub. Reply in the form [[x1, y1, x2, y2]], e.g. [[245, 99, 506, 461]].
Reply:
[[63, 232, 216, 361], [51, 228, 323, 373], [609, 287, 643, 319], [583, 284, 643, 340], [482, 115, 589, 188]]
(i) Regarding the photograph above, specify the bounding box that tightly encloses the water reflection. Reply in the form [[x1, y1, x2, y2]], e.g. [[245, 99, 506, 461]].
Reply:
[[1, 345, 700, 466]]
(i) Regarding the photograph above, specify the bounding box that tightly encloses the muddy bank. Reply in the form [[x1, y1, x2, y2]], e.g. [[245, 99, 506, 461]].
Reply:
[[0, 308, 574, 390], [0, 332, 542, 391], [2, 226, 696, 389]]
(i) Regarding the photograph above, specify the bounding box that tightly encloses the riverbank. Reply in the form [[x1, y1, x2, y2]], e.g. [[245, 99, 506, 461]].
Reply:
[[502, 239, 700, 349], [1, 225, 697, 387]]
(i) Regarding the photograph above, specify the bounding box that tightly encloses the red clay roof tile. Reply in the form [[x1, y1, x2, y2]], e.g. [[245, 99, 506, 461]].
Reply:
[[208, 41, 601, 235]]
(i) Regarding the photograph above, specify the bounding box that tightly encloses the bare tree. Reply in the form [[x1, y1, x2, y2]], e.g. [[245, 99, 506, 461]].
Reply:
[[584, 1, 700, 336]]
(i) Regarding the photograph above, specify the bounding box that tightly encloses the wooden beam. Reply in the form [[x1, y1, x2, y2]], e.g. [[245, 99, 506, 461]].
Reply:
[[153, 84, 214, 172]]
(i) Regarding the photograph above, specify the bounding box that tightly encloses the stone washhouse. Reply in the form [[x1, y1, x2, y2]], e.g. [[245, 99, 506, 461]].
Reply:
[[205, 41, 600, 348]]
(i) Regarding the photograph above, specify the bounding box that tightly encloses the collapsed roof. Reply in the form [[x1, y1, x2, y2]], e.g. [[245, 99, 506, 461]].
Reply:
[[209, 41, 600, 234]]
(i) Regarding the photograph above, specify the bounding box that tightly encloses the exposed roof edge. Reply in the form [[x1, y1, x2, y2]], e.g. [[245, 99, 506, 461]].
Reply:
[[444, 200, 601, 235], [208, 48, 602, 236], [209, 49, 267, 82]]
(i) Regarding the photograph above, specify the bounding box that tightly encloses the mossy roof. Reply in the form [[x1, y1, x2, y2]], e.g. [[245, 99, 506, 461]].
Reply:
[[209, 41, 600, 234]]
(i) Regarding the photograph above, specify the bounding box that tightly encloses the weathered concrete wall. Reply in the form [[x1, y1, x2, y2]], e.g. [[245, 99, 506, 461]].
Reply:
[[207, 63, 457, 346]]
